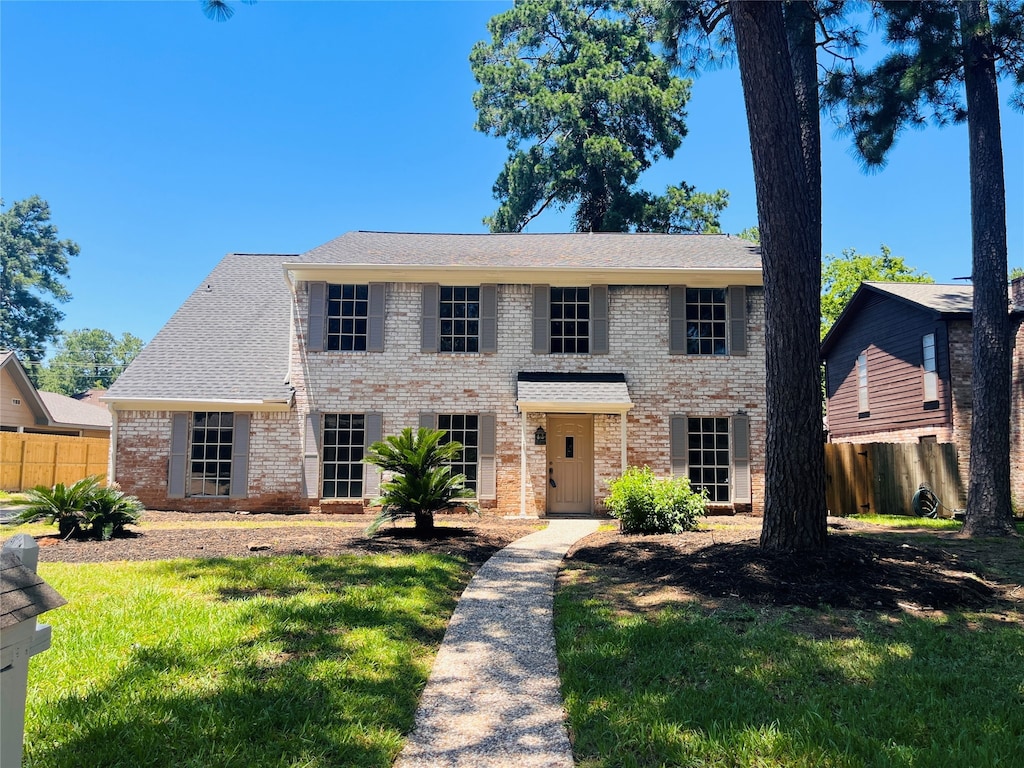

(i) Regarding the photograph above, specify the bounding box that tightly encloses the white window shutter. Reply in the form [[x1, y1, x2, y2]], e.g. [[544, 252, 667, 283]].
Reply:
[[731, 413, 751, 503]]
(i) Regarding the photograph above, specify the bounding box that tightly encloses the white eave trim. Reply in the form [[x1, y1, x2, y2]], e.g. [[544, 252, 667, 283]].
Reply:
[[102, 396, 294, 413], [516, 399, 635, 415], [283, 263, 763, 287]]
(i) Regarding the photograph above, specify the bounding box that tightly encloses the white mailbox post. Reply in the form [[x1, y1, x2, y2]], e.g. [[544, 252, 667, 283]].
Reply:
[[1, 534, 66, 768]]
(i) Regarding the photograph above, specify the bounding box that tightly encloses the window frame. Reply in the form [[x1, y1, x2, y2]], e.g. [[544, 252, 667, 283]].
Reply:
[[320, 413, 367, 500], [325, 283, 369, 352], [436, 413, 480, 496], [922, 333, 938, 403], [439, 285, 481, 354], [857, 352, 869, 415]]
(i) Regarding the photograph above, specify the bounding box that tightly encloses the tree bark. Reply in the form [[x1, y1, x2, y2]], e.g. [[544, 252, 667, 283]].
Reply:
[[959, 0, 1015, 536], [730, 0, 827, 551]]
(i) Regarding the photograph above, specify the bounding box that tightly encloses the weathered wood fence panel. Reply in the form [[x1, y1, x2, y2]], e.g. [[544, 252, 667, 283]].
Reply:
[[0, 433, 109, 491], [825, 442, 965, 517]]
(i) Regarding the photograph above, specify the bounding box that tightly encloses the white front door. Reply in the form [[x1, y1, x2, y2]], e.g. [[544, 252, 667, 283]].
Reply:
[[546, 415, 593, 515]]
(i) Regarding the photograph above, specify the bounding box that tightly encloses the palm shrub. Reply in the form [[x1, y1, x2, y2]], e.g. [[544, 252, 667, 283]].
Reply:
[[364, 427, 477, 536], [605, 466, 706, 534], [82, 483, 144, 540], [12, 476, 101, 538]]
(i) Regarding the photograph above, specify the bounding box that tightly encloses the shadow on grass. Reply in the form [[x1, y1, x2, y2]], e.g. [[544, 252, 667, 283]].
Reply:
[[24, 554, 469, 768]]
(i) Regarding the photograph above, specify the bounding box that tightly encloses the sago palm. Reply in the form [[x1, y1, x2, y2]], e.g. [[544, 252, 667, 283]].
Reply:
[[364, 427, 476, 536]]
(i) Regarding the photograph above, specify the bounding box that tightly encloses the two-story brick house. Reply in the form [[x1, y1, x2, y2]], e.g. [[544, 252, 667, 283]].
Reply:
[[104, 232, 766, 516], [821, 279, 1024, 508]]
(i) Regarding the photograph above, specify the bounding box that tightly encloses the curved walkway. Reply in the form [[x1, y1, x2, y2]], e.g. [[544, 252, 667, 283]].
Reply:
[[393, 518, 601, 768]]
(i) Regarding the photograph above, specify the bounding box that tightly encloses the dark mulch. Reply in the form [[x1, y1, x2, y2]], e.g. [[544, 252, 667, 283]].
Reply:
[[566, 517, 1024, 615], [23, 511, 544, 569]]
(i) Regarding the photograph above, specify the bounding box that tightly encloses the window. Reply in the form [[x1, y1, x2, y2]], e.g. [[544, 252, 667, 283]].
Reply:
[[320, 414, 366, 499], [437, 414, 479, 494], [189, 412, 233, 496], [686, 288, 727, 355], [687, 417, 731, 503], [440, 286, 480, 353], [857, 352, 869, 414], [326, 284, 368, 351], [923, 333, 938, 402], [550, 287, 590, 354]]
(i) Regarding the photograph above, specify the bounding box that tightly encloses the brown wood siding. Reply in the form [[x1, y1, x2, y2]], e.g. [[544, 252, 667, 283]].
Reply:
[[825, 295, 953, 439]]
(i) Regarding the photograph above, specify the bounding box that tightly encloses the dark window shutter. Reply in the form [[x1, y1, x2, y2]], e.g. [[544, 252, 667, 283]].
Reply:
[[669, 286, 687, 354], [478, 412, 496, 499], [670, 415, 687, 478], [480, 284, 498, 353], [421, 284, 439, 353], [419, 412, 436, 430], [591, 285, 609, 355], [230, 413, 250, 498], [732, 413, 751, 503], [363, 412, 383, 499], [368, 283, 386, 352], [168, 413, 188, 498], [307, 282, 326, 352], [303, 412, 321, 499], [532, 285, 549, 354], [729, 286, 747, 356]]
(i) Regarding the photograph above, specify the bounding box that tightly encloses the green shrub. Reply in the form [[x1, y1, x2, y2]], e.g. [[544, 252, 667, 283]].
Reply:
[[605, 466, 706, 534], [13, 476, 143, 540], [82, 483, 144, 540]]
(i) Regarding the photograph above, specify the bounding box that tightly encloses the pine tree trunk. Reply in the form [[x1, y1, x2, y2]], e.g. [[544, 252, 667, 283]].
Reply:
[[730, 0, 827, 552], [959, 0, 1015, 536]]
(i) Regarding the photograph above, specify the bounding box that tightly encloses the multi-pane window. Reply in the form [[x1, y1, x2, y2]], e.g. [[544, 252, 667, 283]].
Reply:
[[550, 287, 590, 354], [326, 284, 369, 351], [857, 352, 869, 413], [687, 417, 730, 503], [922, 333, 938, 402], [437, 414, 479, 494], [686, 288, 727, 355], [440, 286, 480, 353], [321, 414, 365, 499], [189, 412, 233, 497]]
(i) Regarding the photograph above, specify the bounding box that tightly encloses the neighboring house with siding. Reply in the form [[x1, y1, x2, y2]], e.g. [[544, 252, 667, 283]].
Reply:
[[1, 352, 111, 438], [104, 231, 766, 516], [820, 279, 1024, 508]]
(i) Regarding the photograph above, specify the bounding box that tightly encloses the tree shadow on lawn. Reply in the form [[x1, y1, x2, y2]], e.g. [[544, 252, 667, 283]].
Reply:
[[24, 554, 469, 768]]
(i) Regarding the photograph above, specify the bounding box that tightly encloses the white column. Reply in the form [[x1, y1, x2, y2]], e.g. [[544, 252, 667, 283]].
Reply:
[[520, 411, 528, 517], [620, 412, 628, 473]]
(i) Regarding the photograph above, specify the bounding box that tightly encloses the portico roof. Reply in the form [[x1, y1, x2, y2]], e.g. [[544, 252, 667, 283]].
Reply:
[[515, 372, 634, 415]]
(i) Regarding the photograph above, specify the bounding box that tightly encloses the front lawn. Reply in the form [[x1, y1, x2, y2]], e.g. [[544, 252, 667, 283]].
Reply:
[[556, 525, 1024, 767], [23, 553, 470, 768]]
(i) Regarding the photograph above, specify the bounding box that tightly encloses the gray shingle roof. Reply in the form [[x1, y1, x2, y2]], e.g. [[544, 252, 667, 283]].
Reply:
[[37, 391, 111, 430], [516, 372, 633, 413], [106, 254, 295, 403], [863, 282, 974, 314], [295, 231, 761, 270]]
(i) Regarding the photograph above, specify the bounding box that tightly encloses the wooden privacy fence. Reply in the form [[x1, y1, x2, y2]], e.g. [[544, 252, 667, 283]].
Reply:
[[0, 433, 109, 492], [825, 441, 965, 518]]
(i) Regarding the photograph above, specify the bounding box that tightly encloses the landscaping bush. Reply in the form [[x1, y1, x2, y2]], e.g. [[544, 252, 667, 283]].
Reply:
[[605, 466, 706, 534], [13, 476, 143, 540]]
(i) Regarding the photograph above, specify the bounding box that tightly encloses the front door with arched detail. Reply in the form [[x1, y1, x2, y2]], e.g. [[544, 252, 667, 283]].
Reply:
[[546, 415, 593, 515]]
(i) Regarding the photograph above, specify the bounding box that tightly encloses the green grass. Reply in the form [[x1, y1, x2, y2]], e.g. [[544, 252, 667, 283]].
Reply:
[[24, 553, 470, 768], [556, 587, 1024, 767], [847, 513, 963, 530]]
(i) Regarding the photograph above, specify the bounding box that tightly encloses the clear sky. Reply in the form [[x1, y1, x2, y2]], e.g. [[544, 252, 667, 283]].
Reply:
[[3, 0, 1022, 349]]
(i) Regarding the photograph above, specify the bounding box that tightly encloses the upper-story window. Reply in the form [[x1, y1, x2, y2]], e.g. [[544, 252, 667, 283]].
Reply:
[[857, 352, 869, 414], [669, 286, 747, 356], [440, 286, 480, 353], [686, 288, 727, 355], [550, 287, 590, 354], [326, 284, 369, 351], [922, 333, 938, 402]]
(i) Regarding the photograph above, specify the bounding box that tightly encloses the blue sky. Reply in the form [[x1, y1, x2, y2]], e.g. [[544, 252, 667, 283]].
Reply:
[[3, 0, 1022, 349]]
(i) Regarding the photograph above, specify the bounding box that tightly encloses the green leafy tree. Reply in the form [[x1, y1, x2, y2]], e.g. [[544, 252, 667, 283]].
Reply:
[[1010, 266, 1024, 279], [821, 245, 933, 337], [364, 427, 476, 536], [471, 0, 729, 233], [736, 225, 760, 244], [37, 328, 144, 395], [0, 196, 79, 367], [822, 0, 1023, 537]]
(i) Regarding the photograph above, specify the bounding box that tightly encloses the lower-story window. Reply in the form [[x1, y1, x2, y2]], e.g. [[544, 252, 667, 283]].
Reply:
[[321, 413, 366, 499], [189, 412, 234, 497], [687, 417, 731, 503], [437, 414, 479, 495]]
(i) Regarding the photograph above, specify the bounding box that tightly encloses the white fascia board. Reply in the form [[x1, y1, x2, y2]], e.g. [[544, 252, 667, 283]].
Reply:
[[516, 400, 635, 415], [283, 263, 763, 287], [102, 397, 294, 413]]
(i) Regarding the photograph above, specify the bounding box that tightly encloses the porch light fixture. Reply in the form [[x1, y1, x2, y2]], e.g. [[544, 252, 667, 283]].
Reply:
[[534, 426, 547, 445]]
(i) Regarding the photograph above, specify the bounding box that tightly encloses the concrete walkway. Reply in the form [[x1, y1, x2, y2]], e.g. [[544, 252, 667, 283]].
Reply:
[[393, 518, 601, 768]]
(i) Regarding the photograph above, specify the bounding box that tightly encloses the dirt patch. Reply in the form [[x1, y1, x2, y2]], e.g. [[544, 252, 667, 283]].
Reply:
[[21, 511, 544, 569], [562, 516, 1024, 621]]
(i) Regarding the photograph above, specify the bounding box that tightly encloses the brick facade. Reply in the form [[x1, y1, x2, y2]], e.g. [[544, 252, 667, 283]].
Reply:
[[115, 281, 767, 516]]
